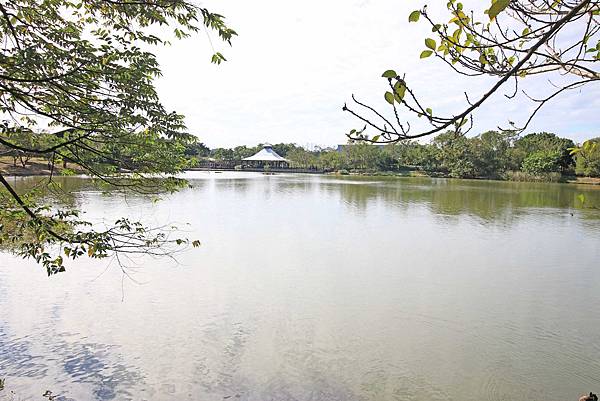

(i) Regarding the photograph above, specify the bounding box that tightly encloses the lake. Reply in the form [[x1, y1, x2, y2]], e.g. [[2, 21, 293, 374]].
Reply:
[[1, 172, 600, 401]]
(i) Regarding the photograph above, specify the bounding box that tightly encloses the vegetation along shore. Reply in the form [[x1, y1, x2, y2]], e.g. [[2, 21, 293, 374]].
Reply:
[[5, 130, 599, 184]]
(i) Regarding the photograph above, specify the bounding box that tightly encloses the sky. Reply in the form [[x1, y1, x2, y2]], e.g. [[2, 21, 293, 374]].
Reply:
[[154, 0, 600, 149]]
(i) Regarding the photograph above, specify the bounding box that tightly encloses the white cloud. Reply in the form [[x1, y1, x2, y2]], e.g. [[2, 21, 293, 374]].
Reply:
[[155, 0, 599, 148]]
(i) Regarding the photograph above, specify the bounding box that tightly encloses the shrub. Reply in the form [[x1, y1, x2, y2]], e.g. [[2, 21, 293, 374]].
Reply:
[[521, 150, 561, 174], [504, 171, 562, 182]]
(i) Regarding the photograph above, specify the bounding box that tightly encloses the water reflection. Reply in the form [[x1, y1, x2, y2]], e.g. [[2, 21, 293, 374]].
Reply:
[[0, 329, 48, 378], [0, 329, 143, 400], [1, 172, 600, 401], [6, 174, 600, 224], [313, 176, 600, 221]]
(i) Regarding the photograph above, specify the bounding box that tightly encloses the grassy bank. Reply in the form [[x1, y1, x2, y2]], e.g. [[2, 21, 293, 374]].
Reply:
[[330, 169, 600, 186], [0, 156, 84, 176]]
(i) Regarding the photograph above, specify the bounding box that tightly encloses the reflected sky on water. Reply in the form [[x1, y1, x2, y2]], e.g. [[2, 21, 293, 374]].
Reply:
[[1, 172, 600, 401]]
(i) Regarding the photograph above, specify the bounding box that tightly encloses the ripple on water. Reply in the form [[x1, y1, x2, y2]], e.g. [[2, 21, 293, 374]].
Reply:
[[2, 175, 600, 401]]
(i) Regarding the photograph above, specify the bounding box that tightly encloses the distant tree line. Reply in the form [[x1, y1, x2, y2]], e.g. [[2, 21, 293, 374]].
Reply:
[[0, 128, 191, 174], [182, 132, 600, 181], [7, 131, 596, 181]]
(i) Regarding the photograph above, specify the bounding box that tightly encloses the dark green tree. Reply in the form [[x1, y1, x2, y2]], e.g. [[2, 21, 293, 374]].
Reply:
[[183, 139, 210, 158], [271, 143, 302, 158], [470, 130, 518, 176], [0, 0, 235, 274], [210, 148, 235, 160], [432, 131, 478, 178], [514, 132, 575, 172], [344, 143, 382, 171], [317, 150, 348, 171], [521, 150, 563, 174], [287, 147, 318, 168], [232, 146, 257, 160]]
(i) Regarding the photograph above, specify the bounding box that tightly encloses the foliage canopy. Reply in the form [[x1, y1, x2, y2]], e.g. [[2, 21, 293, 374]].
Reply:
[[344, 0, 599, 143], [0, 0, 234, 274], [193, 131, 582, 180]]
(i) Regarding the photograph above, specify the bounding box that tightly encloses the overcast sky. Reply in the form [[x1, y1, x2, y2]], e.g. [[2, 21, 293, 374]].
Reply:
[[154, 0, 600, 149]]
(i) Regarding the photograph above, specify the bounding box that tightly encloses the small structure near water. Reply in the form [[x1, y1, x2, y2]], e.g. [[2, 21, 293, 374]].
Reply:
[[242, 143, 289, 169], [190, 143, 324, 173]]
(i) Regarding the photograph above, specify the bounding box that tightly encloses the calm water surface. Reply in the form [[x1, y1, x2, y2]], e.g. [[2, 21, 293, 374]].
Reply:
[[1, 172, 600, 401]]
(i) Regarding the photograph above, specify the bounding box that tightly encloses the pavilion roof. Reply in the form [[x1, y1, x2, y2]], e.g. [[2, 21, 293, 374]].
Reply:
[[243, 144, 287, 162]]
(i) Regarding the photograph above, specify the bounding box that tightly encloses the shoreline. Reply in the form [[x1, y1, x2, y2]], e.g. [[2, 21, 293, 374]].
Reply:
[[339, 171, 600, 186], [3, 166, 600, 186], [0, 158, 84, 177], [3, 155, 600, 186]]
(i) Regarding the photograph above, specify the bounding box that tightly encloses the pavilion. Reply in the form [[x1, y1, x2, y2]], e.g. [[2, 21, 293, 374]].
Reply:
[[242, 143, 289, 169]]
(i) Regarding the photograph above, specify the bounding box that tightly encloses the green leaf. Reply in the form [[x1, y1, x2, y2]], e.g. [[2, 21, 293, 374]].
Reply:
[[381, 69, 397, 79], [425, 38, 436, 50], [426, 107, 432, 115], [583, 141, 591, 151], [393, 81, 406, 101], [420, 50, 433, 58], [211, 52, 227, 64], [384, 91, 395, 104], [372, 135, 381, 142], [582, 140, 597, 152], [408, 10, 421, 22], [488, 0, 511, 20], [452, 28, 462, 42]]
